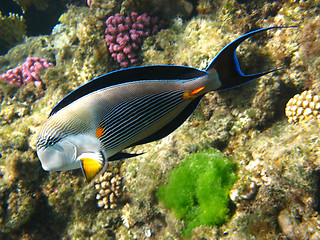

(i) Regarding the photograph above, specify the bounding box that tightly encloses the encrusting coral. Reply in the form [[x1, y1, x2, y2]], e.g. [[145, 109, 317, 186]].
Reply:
[[285, 90, 320, 123]]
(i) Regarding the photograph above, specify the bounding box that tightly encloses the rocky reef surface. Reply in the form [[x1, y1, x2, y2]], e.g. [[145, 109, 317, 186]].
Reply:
[[0, 0, 320, 239]]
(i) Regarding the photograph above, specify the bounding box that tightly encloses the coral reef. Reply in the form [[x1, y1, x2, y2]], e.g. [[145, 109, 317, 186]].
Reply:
[[1, 0, 320, 239], [105, 12, 164, 67], [0, 57, 54, 87], [157, 149, 237, 237], [285, 90, 320, 123]]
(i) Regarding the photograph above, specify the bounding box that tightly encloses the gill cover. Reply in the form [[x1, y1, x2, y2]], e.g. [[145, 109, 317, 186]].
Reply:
[[37, 139, 77, 171]]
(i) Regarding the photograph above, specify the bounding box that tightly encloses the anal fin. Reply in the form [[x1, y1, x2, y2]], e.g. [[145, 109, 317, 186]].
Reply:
[[78, 152, 107, 182]]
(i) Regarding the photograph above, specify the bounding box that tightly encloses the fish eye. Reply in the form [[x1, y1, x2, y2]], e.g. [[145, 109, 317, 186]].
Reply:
[[46, 138, 56, 147]]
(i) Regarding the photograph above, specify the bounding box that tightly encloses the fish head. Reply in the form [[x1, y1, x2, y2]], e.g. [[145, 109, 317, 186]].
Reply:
[[37, 138, 78, 171], [36, 116, 79, 172]]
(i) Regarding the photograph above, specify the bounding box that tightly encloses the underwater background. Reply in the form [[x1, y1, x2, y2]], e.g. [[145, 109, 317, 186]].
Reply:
[[1, 0, 320, 239]]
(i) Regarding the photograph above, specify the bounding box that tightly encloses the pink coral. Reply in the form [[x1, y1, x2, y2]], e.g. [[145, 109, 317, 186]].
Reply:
[[0, 57, 53, 87], [105, 12, 164, 68]]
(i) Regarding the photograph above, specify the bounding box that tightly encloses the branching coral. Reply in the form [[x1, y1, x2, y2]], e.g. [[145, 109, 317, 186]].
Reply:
[[94, 164, 123, 209], [0, 57, 54, 87], [105, 12, 164, 67]]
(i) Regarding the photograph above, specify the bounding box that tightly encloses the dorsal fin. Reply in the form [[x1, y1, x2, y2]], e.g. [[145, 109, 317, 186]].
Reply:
[[49, 65, 206, 117]]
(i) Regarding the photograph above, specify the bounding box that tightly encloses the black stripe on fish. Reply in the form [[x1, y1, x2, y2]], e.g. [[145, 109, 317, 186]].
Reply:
[[98, 90, 185, 151], [130, 94, 204, 147]]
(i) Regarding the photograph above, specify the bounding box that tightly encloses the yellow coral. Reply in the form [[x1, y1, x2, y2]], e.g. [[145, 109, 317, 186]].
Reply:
[[0, 12, 26, 50], [285, 90, 320, 123]]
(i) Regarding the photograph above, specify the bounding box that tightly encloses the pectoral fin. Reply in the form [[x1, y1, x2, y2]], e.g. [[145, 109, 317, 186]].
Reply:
[[78, 152, 107, 182], [109, 151, 143, 161]]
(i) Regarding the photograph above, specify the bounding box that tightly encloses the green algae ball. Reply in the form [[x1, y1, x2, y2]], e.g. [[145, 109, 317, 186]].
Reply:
[[157, 149, 237, 237]]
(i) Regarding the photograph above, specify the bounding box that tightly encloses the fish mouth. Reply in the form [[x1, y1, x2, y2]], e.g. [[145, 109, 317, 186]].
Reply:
[[37, 139, 78, 171]]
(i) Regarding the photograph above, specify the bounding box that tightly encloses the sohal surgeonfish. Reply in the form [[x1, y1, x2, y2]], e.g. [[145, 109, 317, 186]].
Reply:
[[37, 26, 289, 182]]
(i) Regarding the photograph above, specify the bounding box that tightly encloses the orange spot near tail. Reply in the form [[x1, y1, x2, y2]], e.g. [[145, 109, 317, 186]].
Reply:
[[183, 86, 205, 100], [96, 126, 104, 138], [191, 86, 205, 95]]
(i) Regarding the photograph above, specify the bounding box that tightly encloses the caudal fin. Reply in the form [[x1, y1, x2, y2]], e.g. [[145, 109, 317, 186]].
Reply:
[[206, 26, 295, 90]]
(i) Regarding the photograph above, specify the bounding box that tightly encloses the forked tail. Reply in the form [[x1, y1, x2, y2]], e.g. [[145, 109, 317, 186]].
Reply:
[[206, 26, 295, 90]]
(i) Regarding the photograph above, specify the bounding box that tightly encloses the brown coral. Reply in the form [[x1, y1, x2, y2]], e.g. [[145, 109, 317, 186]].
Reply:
[[94, 165, 123, 209]]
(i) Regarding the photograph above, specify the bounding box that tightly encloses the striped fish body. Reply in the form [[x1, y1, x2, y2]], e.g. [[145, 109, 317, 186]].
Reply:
[[37, 69, 219, 171], [37, 26, 290, 182]]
